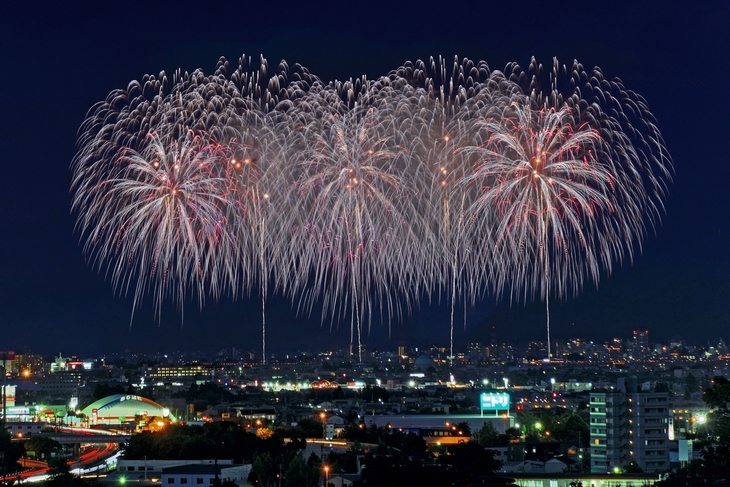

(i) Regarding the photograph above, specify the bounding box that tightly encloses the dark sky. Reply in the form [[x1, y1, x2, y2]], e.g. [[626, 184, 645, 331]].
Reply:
[[0, 1, 728, 357]]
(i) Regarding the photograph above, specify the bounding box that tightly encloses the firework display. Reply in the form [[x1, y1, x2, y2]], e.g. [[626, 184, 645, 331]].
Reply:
[[71, 55, 672, 362]]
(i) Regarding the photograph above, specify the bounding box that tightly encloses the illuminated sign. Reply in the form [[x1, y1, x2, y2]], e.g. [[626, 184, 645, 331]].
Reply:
[[480, 393, 510, 411], [119, 395, 143, 402]]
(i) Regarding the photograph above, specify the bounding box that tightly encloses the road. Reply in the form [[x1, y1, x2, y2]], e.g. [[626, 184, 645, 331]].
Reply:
[[1, 427, 121, 483]]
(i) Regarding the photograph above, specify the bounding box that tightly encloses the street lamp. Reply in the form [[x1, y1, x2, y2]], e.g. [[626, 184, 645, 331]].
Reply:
[[324, 465, 329, 487]]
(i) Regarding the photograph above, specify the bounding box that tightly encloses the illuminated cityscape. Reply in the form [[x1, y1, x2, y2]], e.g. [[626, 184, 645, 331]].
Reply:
[[1, 1, 727, 485], [1, 327, 727, 483]]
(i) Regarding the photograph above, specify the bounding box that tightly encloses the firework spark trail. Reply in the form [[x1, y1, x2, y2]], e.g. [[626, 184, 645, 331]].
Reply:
[[71, 55, 673, 360], [223, 113, 278, 365], [285, 91, 425, 362]]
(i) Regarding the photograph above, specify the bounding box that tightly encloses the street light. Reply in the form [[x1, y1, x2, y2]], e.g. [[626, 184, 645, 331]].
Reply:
[[324, 465, 329, 487]]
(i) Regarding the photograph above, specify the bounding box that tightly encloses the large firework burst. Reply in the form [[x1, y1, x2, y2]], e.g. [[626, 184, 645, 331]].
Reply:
[[460, 98, 626, 357], [71, 55, 672, 361]]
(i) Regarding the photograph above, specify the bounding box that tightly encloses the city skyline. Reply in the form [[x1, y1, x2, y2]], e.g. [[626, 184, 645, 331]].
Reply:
[[0, 2, 728, 355]]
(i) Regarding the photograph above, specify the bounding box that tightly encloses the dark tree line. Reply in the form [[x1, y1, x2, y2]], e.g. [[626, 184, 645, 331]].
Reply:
[[360, 440, 502, 487], [123, 421, 300, 464]]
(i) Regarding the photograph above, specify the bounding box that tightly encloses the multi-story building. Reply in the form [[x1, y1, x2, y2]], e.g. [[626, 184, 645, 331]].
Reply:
[[143, 364, 214, 384], [590, 378, 670, 473], [632, 330, 650, 359], [526, 341, 548, 360], [589, 386, 629, 472], [35, 370, 84, 399], [628, 391, 671, 472], [12, 354, 44, 376]]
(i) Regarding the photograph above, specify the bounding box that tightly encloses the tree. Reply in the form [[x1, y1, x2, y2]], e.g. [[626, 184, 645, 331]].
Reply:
[[657, 443, 730, 486], [297, 417, 325, 439], [455, 421, 471, 437], [361, 452, 451, 487], [24, 436, 61, 459], [358, 385, 389, 403], [503, 426, 522, 442], [398, 432, 427, 458], [306, 451, 322, 486], [704, 376, 730, 443], [326, 451, 342, 473], [343, 441, 364, 473], [253, 452, 275, 487], [45, 457, 88, 486], [47, 457, 72, 478], [656, 376, 730, 485], [685, 373, 699, 399], [474, 422, 501, 448], [123, 422, 286, 464], [552, 410, 589, 444], [438, 440, 502, 485], [179, 435, 216, 459], [256, 427, 274, 440], [275, 424, 306, 441], [0, 427, 23, 473], [284, 452, 308, 487], [704, 376, 730, 410]]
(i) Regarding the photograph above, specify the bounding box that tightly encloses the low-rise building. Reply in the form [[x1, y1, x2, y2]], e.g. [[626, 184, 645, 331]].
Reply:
[[161, 464, 251, 486]]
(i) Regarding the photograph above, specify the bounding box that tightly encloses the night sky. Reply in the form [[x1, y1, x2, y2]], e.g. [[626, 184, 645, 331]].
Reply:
[[0, 1, 728, 356]]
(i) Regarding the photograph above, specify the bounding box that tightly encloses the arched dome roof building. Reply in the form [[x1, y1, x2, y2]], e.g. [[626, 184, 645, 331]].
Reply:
[[81, 394, 175, 425], [413, 354, 436, 371]]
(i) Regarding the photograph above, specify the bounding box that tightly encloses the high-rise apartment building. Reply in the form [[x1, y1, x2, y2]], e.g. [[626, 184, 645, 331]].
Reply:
[[632, 329, 649, 359], [589, 378, 670, 473], [589, 387, 628, 472], [628, 391, 671, 471]]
